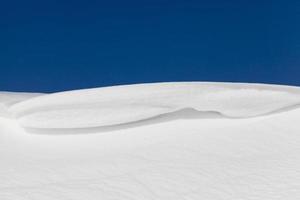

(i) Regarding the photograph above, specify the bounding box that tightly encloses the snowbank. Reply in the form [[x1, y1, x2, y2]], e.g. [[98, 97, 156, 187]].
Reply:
[[1, 82, 300, 199], [4, 82, 300, 129]]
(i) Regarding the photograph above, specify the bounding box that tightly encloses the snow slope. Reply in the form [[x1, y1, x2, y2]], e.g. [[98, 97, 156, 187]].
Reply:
[[0, 92, 43, 118], [1, 82, 300, 199], [7, 82, 300, 129]]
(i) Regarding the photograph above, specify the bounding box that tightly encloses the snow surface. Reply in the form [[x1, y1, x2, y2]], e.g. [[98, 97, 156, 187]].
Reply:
[[7, 82, 300, 129], [1, 82, 300, 199], [0, 92, 43, 118]]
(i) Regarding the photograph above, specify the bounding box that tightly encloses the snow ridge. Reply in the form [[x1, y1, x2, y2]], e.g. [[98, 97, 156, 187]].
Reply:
[[2, 82, 300, 129]]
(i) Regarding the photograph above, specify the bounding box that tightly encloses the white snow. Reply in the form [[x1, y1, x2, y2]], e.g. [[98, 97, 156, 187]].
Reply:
[[1, 82, 300, 199], [0, 92, 43, 118], [7, 82, 300, 129]]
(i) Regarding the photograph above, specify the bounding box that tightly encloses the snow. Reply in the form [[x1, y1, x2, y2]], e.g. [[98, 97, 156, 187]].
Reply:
[[0, 92, 43, 118], [1, 82, 300, 199], [7, 82, 300, 129]]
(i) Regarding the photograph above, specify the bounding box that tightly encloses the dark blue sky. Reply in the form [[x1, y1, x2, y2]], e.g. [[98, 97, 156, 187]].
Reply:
[[1, 0, 300, 92]]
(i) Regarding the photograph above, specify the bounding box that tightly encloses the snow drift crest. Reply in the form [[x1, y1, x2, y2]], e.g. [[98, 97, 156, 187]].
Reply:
[[1, 82, 300, 129]]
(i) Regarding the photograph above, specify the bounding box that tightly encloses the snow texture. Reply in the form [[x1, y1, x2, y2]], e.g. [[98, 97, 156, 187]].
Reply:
[[6, 82, 300, 129], [1, 82, 300, 199], [0, 92, 43, 118]]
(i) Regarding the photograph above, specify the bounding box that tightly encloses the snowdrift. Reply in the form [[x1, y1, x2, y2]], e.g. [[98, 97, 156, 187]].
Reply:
[[3, 82, 300, 129], [1, 82, 300, 199]]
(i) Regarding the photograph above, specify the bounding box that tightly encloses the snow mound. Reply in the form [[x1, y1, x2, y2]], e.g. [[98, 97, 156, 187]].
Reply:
[[1, 82, 300, 199], [6, 82, 300, 129]]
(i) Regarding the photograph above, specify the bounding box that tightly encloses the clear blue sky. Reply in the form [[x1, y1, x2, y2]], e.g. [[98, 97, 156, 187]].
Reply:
[[1, 0, 300, 92]]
